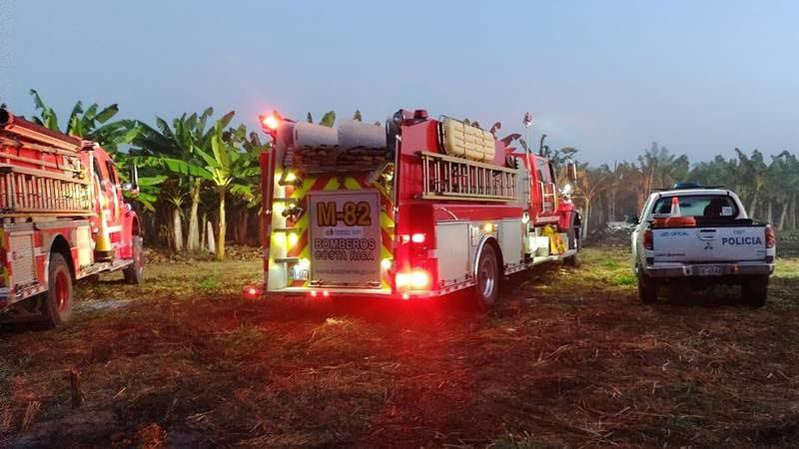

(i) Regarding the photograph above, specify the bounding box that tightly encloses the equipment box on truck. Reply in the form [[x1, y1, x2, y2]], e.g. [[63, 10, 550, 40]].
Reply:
[[0, 108, 143, 327], [253, 109, 582, 307], [631, 184, 775, 306]]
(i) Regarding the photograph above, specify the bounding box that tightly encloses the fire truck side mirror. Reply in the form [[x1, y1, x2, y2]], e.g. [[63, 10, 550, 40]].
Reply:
[[566, 160, 577, 182]]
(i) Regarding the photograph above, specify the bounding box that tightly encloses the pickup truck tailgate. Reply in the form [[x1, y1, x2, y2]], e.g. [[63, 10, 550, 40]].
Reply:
[[653, 227, 768, 262]]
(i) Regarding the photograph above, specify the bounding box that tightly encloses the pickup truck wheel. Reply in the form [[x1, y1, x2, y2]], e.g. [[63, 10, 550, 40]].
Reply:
[[637, 272, 657, 304], [475, 244, 500, 309], [742, 275, 768, 308], [123, 236, 144, 285], [43, 253, 73, 327]]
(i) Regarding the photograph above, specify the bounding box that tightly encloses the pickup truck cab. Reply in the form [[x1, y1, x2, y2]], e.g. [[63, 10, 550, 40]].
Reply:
[[631, 185, 775, 306]]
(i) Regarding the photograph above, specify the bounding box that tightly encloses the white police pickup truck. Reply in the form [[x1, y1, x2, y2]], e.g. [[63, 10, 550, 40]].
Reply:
[[631, 184, 776, 306]]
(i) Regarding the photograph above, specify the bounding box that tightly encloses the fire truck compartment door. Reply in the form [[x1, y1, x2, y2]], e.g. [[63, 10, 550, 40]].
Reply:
[[309, 190, 381, 286], [9, 233, 36, 286]]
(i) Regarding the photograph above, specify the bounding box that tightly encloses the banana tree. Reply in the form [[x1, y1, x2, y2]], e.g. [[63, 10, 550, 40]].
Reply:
[[128, 109, 234, 251], [29, 89, 133, 153], [195, 120, 261, 260]]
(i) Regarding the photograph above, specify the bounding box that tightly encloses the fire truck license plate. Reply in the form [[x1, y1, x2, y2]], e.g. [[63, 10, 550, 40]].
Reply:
[[309, 191, 381, 285]]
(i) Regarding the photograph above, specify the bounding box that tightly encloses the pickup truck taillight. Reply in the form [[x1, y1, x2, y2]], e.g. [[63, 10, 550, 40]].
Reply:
[[765, 225, 776, 249], [643, 229, 653, 250]]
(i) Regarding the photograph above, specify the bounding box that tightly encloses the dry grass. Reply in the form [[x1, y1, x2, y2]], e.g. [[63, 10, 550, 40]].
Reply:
[[1, 246, 798, 448]]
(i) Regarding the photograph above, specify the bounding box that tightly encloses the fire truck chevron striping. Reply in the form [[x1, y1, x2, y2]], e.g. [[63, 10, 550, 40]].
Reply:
[[278, 172, 395, 288], [253, 109, 581, 306]]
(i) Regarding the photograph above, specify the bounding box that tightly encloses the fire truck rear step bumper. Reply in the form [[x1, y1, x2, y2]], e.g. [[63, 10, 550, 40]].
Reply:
[[78, 258, 134, 279], [530, 250, 577, 266], [272, 287, 392, 296]]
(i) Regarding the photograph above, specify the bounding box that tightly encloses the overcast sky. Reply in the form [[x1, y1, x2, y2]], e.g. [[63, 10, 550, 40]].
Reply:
[[2, 0, 798, 164]]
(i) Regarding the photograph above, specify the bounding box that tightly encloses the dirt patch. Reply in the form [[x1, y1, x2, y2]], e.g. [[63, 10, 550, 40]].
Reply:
[[1, 247, 798, 448]]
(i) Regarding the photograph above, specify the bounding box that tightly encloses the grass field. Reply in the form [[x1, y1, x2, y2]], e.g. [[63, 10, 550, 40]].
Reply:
[[1, 245, 798, 448]]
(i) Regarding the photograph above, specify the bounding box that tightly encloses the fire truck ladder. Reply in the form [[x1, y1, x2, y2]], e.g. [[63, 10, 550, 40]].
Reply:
[[418, 151, 517, 202], [540, 181, 557, 212], [0, 165, 91, 215]]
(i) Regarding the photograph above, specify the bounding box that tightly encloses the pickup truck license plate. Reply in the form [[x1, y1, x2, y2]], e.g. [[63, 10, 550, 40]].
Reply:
[[695, 265, 723, 276]]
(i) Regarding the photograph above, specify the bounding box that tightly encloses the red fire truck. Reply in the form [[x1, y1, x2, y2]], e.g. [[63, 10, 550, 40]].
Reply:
[[254, 109, 580, 307], [0, 108, 143, 326]]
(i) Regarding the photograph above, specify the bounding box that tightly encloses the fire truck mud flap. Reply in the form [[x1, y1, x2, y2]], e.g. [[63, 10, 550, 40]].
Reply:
[[308, 190, 382, 287]]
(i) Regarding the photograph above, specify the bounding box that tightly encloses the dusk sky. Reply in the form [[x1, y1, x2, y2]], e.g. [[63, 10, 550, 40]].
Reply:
[[2, 0, 798, 164]]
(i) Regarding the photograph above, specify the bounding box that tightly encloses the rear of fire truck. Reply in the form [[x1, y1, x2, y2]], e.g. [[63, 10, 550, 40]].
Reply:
[[257, 108, 581, 306]]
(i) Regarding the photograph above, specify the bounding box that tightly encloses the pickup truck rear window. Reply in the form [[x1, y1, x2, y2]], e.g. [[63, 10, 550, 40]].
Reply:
[[652, 195, 738, 219]]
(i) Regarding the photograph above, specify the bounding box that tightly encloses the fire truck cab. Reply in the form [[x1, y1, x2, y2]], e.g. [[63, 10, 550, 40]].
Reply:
[[0, 108, 144, 327], [257, 109, 580, 307]]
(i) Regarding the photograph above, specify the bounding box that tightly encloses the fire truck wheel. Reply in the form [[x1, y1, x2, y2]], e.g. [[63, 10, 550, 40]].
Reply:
[[563, 222, 581, 266], [564, 252, 580, 267], [475, 243, 500, 308], [43, 252, 73, 327], [124, 237, 144, 285]]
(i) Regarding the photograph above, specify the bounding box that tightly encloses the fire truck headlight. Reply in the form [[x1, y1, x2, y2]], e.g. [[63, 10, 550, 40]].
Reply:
[[288, 232, 299, 248], [381, 258, 393, 270], [411, 233, 426, 243], [298, 258, 310, 270]]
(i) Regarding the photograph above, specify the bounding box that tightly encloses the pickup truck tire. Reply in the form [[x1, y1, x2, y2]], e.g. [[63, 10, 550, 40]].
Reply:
[[475, 243, 500, 309], [123, 236, 144, 285], [742, 275, 768, 308], [637, 272, 657, 304], [43, 252, 73, 327]]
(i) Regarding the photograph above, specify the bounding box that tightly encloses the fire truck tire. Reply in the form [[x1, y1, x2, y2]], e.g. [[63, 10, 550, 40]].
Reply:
[[123, 236, 144, 285], [742, 275, 768, 308], [43, 252, 73, 327], [564, 221, 581, 266], [475, 243, 500, 308], [564, 251, 580, 267]]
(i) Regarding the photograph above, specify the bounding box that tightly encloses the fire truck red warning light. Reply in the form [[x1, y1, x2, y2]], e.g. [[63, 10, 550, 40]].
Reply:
[[242, 284, 262, 299], [259, 111, 281, 134]]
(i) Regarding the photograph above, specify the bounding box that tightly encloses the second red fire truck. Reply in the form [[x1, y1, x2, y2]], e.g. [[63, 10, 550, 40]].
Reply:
[[255, 109, 580, 307], [0, 108, 143, 327]]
